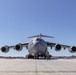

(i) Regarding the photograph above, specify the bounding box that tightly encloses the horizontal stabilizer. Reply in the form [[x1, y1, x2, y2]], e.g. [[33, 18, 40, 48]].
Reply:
[[28, 34, 54, 38]]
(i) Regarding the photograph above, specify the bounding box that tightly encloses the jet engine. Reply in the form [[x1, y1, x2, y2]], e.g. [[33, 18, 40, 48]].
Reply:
[[55, 44, 61, 51], [1, 45, 9, 53], [14, 43, 23, 51], [69, 46, 76, 53]]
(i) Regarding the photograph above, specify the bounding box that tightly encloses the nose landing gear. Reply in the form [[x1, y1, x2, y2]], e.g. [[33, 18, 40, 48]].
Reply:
[[34, 53, 39, 59]]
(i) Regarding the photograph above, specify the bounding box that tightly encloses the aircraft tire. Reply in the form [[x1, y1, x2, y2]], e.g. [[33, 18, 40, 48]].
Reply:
[[34, 53, 39, 59], [44, 55, 46, 59]]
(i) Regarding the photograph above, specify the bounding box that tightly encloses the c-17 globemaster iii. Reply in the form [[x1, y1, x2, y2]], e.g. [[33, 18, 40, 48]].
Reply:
[[0, 34, 76, 59]]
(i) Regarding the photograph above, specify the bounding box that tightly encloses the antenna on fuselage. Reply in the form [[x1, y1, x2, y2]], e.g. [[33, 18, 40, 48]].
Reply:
[[28, 33, 54, 38]]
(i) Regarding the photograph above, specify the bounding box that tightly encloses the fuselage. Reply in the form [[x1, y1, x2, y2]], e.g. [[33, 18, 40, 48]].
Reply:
[[28, 38, 47, 56]]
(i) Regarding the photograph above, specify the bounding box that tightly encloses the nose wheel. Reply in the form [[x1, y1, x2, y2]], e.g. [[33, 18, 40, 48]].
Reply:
[[34, 53, 39, 59]]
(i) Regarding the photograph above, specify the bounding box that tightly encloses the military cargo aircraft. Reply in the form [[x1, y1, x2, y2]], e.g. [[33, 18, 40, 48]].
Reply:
[[0, 34, 76, 59]]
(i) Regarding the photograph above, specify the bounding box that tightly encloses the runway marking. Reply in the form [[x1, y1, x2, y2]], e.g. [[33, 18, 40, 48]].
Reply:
[[0, 70, 76, 73], [35, 60, 37, 75]]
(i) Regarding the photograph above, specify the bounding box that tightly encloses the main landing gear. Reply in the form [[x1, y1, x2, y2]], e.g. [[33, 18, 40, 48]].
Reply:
[[26, 52, 52, 59], [26, 54, 34, 59]]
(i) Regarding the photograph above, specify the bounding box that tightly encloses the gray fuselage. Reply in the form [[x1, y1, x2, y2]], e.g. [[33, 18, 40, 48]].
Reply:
[[28, 38, 47, 56]]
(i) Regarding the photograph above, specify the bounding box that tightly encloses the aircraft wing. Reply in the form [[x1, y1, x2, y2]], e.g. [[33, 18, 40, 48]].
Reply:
[[0, 43, 29, 53], [46, 42, 76, 52], [9, 43, 28, 49], [46, 42, 70, 48]]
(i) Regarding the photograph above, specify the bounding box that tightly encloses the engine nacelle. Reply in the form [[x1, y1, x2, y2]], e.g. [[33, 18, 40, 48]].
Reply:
[[1, 45, 9, 53], [69, 46, 76, 53], [14, 43, 23, 51], [55, 44, 61, 51]]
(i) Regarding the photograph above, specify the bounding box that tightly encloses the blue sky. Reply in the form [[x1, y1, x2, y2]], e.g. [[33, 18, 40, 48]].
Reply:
[[0, 0, 76, 56]]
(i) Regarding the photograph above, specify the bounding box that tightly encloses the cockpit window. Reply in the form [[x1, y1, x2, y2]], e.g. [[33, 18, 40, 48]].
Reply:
[[36, 39, 42, 41]]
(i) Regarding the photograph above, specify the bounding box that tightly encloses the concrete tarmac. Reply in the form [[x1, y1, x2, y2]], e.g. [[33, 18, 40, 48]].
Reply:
[[0, 58, 76, 75]]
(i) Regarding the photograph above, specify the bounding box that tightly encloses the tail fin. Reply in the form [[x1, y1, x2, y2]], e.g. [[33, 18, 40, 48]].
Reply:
[[28, 34, 54, 38]]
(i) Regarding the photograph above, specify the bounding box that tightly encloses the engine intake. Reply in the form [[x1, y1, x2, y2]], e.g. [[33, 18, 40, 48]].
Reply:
[[55, 44, 61, 51], [69, 46, 76, 53], [14, 43, 23, 51], [1, 45, 9, 53]]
